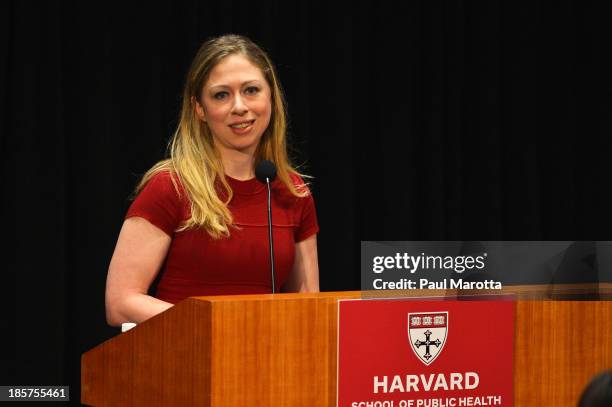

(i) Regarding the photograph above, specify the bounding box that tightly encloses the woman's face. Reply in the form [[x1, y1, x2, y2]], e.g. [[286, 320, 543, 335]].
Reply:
[[196, 54, 272, 158]]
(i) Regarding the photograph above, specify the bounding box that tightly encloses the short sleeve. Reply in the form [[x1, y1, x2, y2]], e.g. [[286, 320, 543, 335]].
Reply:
[[294, 186, 320, 243], [125, 172, 183, 236]]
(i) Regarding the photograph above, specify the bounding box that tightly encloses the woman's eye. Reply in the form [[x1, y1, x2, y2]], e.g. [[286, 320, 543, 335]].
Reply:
[[245, 86, 259, 95], [213, 91, 228, 100]]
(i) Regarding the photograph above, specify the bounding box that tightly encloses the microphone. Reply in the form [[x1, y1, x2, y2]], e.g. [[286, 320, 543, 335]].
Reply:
[[255, 160, 278, 293]]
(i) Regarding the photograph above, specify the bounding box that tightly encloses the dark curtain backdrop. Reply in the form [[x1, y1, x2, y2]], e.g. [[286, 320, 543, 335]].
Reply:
[[2, 0, 611, 404]]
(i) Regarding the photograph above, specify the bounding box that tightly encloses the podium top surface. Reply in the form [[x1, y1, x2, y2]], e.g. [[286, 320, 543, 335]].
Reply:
[[187, 283, 612, 303]]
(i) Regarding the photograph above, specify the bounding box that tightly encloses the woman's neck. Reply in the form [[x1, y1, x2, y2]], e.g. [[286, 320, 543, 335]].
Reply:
[[220, 149, 255, 180]]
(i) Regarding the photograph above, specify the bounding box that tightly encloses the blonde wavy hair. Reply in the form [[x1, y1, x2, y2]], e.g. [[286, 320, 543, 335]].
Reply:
[[136, 34, 308, 238]]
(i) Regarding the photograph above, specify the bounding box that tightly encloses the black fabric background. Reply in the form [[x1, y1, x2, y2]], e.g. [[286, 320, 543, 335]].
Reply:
[[2, 1, 611, 404]]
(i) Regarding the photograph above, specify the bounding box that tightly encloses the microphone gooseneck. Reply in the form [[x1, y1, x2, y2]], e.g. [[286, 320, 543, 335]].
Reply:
[[255, 160, 278, 293]]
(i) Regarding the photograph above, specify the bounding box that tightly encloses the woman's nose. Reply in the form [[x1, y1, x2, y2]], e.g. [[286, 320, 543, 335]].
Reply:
[[231, 94, 248, 115]]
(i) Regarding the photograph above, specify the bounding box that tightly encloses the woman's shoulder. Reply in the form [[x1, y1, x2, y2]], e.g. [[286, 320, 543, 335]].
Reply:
[[139, 167, 185, 199], [272, 172, 312, 203], [288, 172, 312, 196], [147, 169, 177, 184], [127, 168, 188, 235]]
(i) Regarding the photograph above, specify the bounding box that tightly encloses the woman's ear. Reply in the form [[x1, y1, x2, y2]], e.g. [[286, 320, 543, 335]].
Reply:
[[191, 96, 206, 122]]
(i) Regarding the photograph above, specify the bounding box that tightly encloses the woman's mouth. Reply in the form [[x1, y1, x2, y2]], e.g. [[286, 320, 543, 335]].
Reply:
[[230, 120, 255, 129]]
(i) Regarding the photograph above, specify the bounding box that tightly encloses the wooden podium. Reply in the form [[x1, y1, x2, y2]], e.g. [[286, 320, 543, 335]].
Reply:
[[82, 285, 611, 406]]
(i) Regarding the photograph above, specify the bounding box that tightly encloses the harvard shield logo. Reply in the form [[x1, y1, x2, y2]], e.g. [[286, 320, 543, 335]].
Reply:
[[408, 312, 448, 365]]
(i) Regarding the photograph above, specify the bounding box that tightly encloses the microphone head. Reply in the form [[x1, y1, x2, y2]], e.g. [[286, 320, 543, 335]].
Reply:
[[255, 160, 277, 183]]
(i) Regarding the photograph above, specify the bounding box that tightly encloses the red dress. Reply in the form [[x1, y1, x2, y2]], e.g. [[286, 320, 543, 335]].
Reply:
[[125, 171, 319, 303]]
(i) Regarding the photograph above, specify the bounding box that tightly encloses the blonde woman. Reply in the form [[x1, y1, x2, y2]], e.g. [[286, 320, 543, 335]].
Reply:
[[105, 35, 319, 327]]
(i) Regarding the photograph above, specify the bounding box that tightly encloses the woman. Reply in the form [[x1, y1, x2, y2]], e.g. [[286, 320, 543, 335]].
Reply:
[[578, 370, 612, 407], [105, 34, 319, 327]]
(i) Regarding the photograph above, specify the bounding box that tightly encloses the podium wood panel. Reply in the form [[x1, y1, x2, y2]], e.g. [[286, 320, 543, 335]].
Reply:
[[514, 300, 611, 406], [82, 286, 611, 406]]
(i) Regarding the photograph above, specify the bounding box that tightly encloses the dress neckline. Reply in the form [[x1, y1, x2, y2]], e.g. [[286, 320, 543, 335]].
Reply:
[[224, 174, 266, 195]]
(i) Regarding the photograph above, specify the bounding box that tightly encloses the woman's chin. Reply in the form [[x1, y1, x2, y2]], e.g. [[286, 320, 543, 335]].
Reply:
[[227, 140, 261, 155], [213, 133, 263, 155]]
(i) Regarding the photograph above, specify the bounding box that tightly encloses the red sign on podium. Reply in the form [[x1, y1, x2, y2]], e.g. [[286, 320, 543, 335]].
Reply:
[[337, 298, 515, 407]]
